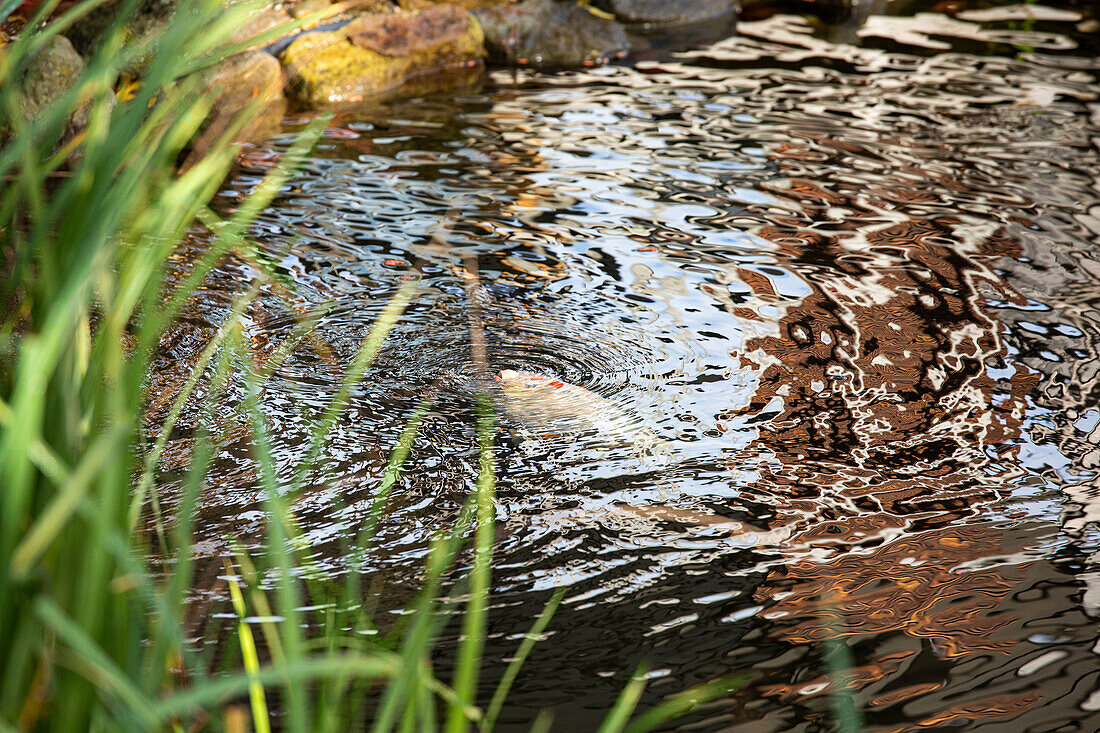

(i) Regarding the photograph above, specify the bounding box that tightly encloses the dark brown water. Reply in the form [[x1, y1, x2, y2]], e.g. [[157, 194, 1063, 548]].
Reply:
[[154, 6, 1100, 730]]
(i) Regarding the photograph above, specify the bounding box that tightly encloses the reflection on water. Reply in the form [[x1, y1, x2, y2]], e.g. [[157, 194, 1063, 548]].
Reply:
[[151, 8, 1100, 731]]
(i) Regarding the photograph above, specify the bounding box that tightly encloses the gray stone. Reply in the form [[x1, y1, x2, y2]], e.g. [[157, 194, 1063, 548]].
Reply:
[[473, 0, 628, 68], [598, 0, 736, 25], [19, 34, 89, 142], [64, 0, 176, 57]]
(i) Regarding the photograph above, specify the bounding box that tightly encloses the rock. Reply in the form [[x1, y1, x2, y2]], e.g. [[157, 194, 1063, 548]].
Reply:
[[596, 0, 736, 25], [413, 0, 509, 8], [473, 0, 628, 68], [229, 6, 295, 50], [287, 0, 334, 19], [338, 0, 396, 12], [185, 50, 286, 166], [280, 4, 485, 106], [65, 0, 176, 57], [18, 34, 90, 143], [264, 19, 355, 57], [207, 48, 285, 120]]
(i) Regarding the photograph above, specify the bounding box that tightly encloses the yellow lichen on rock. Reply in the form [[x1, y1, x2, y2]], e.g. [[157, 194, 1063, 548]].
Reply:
[[280, 5, 485, 106], [281, 30, 395, 104]]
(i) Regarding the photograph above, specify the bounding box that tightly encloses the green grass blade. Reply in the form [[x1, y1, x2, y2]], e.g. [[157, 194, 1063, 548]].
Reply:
[[34, 598, 159, 729], [128, 279, 264, 531], [821, 607, 863, 733], [482, 587, 565, 733], [529, 709, 554, 733], [371, 495, 481, 733], [232, 545, 287, 665], [253, 302, 335, 386], [622, 674, 750, 733], [145, 335, 234, 697], [597, 664, 648, 733], [154, 118, 328, 335], [245, 361, 311, 731], [354, 397, 433, 558], [291, 277, 420, 497], [226, 565, 272, 733], [10, 424, 129, 577], [445, 394, 496, 733], [152, 654, 401, 724]]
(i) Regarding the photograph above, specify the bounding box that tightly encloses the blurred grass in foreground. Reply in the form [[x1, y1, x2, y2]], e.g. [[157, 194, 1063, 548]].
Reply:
[[0, 1, 745, 730]]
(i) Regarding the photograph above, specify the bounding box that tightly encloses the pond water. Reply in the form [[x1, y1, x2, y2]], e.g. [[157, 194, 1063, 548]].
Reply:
[[154, 6, 1100, 730]]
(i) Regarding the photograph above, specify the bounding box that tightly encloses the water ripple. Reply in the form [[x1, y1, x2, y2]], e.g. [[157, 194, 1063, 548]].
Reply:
[[150, 8, 1100, 729]]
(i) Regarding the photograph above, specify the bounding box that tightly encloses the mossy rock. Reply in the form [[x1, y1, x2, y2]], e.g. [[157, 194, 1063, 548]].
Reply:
[[280, 5, 485, 106]]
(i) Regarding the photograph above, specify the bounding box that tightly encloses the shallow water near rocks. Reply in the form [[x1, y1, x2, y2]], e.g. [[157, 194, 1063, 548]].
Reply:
[[156, 6, 1100, 730]]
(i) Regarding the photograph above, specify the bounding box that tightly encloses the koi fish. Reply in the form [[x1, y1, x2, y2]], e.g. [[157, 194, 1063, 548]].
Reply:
[[494, 369, 666, 455]]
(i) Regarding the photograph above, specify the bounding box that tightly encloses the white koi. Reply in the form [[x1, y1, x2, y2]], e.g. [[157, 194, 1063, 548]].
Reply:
[[494, 369, 666, 455]]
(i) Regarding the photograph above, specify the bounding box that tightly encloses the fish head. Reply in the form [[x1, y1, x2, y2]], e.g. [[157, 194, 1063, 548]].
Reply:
[[495, 369, 566, 397]]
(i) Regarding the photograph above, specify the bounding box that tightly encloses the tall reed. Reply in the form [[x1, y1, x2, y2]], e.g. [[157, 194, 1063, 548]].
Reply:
[[0, 0, 327, 727], [0, 2, 745, 730]]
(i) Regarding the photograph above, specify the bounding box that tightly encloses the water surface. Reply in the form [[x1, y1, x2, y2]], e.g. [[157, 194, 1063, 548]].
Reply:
[[153, 7, 1100, 730]]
